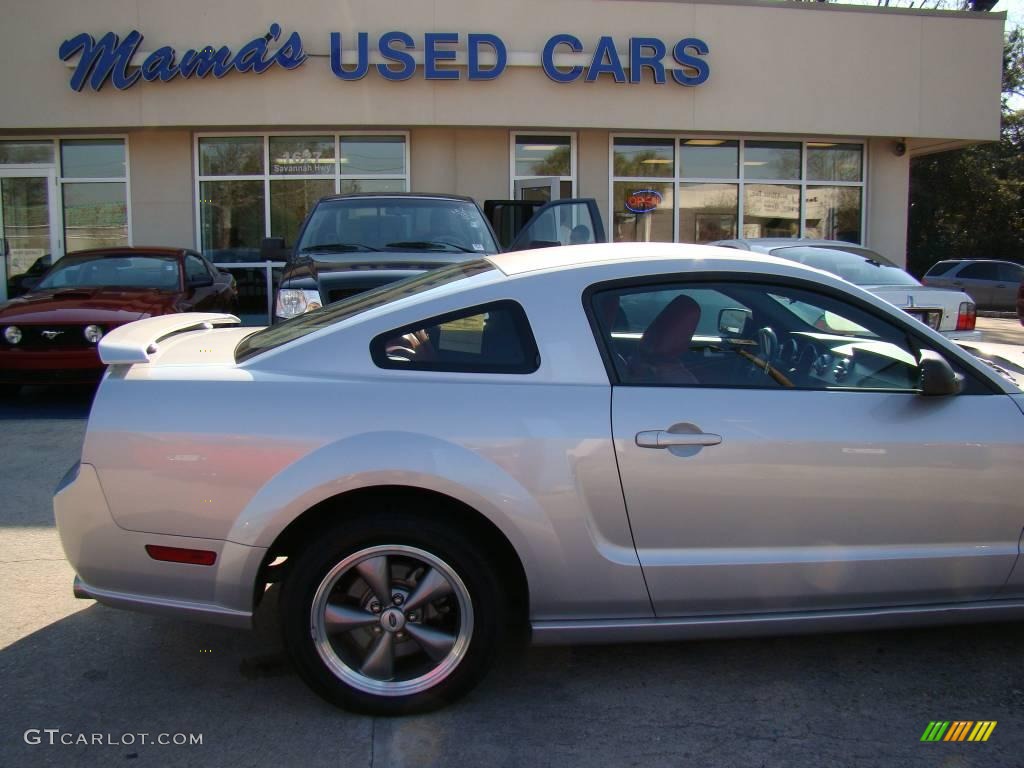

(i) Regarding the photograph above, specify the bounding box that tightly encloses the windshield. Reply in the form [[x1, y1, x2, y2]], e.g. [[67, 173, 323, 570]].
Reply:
[[37, 254, 181, 290], [235, 259, 495, 362], [297, 197, 499, 256], [769, 246, 919, 287]]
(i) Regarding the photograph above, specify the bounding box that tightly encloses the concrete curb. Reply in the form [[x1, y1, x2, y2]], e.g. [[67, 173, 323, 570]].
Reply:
[[977, 311, 1018, 319]]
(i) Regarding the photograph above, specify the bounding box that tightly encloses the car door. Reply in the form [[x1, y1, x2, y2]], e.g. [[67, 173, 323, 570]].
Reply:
[[951, 262, 999, 308], [484, 198, 606, 251], [995, 263, 1024, 310], [182, 252, 218, 311], [590, 277, 1023, 617]]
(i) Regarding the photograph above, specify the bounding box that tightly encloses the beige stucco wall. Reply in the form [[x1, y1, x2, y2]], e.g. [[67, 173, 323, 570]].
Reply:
[[0, 0, 1005, 141], [865, 137, 911, 266], [127, 129, 193, 247]]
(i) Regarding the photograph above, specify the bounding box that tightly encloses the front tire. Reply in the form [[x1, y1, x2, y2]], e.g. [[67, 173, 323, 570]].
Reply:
[[280, 512, 503, 715]]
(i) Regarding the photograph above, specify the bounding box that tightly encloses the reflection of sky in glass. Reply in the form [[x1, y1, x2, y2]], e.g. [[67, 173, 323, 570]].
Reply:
[[340, 137, 405, 175]]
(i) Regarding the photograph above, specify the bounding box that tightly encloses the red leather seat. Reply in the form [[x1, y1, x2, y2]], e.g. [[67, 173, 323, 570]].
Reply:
[[626, 294, 701, 385]]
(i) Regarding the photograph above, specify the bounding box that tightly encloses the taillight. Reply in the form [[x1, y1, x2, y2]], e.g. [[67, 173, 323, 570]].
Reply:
[[145, 545, 217, 566], [956, 301, 976, 331]]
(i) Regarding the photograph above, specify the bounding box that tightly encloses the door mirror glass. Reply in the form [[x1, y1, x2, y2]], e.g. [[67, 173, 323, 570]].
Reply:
[[918, 350, 963, 396], [189, 273, 214, 288], [718, 307, 751, 335]]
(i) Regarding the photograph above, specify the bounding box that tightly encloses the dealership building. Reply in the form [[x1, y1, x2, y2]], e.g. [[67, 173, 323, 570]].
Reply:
[[0, 0, 1007, 323]]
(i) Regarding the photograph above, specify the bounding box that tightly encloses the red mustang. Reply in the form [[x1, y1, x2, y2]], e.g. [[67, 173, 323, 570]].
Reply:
[[0, 247, 238, 393]]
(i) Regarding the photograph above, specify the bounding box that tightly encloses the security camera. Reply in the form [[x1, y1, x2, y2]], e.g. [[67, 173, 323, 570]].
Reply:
[[893, 140, 906, 157]]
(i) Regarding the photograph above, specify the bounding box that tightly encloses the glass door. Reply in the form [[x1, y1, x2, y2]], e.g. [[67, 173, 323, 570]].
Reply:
[[0, 169, 61, 302], [513, 176, 561, 203]]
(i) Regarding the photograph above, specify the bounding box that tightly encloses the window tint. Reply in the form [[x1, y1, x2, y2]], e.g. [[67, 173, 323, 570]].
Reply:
[[958, 262, 1000, 281], [592, 281, 937, 392], [924, 261, 958, 277], [998, 262, 1023, 282], [372, 300, 538, 374]]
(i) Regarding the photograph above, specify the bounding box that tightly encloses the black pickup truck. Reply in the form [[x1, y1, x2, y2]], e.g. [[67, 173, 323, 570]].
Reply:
[[270, 193, 604, 320]]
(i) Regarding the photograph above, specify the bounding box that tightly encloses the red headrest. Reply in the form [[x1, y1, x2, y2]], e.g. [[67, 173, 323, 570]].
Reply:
[[640, 294, 701, 359]]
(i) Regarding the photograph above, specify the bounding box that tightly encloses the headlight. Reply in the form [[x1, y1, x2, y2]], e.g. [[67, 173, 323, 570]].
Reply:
[[83, 325, 104, 343], [275, 289, 323, 319], [4, 326, 21, 345]]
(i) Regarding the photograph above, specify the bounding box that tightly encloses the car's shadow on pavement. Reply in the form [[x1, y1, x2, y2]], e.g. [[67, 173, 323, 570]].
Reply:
[[2, 587, 1023, 768], [0, 384, 96, 421]]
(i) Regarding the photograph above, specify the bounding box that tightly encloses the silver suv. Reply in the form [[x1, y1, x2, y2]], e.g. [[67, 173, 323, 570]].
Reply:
[[923, 259, 1024, 310]]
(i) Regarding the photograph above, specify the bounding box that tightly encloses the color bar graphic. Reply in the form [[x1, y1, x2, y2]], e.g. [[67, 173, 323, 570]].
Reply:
[[920, 721, 996, 742]]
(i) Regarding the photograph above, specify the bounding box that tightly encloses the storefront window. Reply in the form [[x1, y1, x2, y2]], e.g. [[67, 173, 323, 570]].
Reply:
[[61, 139, 126, 179], [743, 141, 801, 180], [197, 133, 410, 264], [199, 180, 265, 260], [743, 184, 801, 238], [613, 138, 674, 178], [612, 181, 673, 242], [680, 139, 738, 179], [199, 137, 263, 176], [269, 136, 335, 175], [270, 179, 334, 246], [680, 183, 738, 243], [512, 134, 575, 200], [804, 186, 862, 242], [611, 136, 864, 244], [0, 140, 54, 165], [62, 182, 128, 251], [807, 143, 863, 182]]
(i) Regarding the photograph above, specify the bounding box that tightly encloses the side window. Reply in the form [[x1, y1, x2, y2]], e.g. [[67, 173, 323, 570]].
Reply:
[[958, 262, 1000, 281], [592, 281, 944, 392], [371, 300, 539, 373], [185, 253, 210, 282], [998, 262, 1023, 282]]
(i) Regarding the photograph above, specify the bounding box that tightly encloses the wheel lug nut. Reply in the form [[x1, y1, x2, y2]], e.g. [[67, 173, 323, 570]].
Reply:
[[392, 594, 404, 605]]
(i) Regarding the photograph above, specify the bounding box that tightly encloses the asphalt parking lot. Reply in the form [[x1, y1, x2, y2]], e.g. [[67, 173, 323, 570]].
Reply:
[[2, 319, 1023, 767]]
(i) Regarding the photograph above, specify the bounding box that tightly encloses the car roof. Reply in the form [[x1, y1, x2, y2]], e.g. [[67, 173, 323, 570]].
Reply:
[[939, 259, 1022, 266], [486, 241, 818, 278], [314, 192, 476, 204]]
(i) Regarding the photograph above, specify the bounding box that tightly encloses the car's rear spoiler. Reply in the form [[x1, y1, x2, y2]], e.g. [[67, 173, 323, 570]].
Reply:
[[99, 313, 241, 364]]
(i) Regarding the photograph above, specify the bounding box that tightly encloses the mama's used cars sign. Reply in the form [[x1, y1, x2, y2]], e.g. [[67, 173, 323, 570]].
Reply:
[[59, 25, 710, 92]]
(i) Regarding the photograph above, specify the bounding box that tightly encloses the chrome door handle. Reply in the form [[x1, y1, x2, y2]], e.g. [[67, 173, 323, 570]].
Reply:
[[635, 430, 723, 449]]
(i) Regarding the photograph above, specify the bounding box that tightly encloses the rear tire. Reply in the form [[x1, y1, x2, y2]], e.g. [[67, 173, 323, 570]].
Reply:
[[280, 510, 503, 715]]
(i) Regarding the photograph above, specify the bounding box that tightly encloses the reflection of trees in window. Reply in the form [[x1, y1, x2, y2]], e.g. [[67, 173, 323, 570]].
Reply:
[[614, 150, 672, 177], [200, 181, 264, 251], [807, 145, 862, 182], [521, 145, 570, 177], [200, 138, 263, 176]]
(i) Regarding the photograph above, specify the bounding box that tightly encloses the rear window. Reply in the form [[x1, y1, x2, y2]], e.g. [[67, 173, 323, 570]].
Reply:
[[769, 245, 919, 287], [234, 260, 494, 362]]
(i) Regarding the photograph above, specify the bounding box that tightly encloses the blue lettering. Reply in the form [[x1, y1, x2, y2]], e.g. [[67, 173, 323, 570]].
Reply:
[[629, 37, 666, 84], [233, 25, 274, 74], [424, 32, 459, 80], [377, 31, 416, 81], [270, 30, 307, 69], [670, 37, 709, 86], [140, 46, 179, 82], [179, 46, 233, 78], [59, 31, 142, 91], [330, 32, 369, 80], [468, 33, 506, 80], [586, 36, 626, 83], [542, 34, 584, 83]]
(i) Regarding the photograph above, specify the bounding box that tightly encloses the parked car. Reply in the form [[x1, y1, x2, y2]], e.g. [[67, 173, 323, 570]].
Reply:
[[1017, 273, 1024, 326], [923, 259, 1024, 311], [711, 239, 978, 339], [0, 247, 238, 393], [56, 242, 1023, 715], [6, 253, 54, 296], [273, 193, 604, 321]]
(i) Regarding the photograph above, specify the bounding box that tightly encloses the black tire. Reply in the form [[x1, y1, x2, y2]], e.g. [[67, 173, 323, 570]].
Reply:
[[280, 509, 503, 715]]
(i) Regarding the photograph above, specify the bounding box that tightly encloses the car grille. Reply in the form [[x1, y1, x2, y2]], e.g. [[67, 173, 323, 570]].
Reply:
[[903, 308, 943, 330], [4, 325, 98, 349]]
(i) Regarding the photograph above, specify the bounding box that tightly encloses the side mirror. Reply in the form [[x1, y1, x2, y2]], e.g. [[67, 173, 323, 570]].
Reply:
[[918, 350, 963, 396], [260, 237, 288, 262], [189, 273, 214, 288], [718, 307, 752, 336]]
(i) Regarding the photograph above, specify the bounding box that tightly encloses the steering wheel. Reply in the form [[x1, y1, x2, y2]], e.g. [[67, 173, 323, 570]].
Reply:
[[736, 326, 795, 388]]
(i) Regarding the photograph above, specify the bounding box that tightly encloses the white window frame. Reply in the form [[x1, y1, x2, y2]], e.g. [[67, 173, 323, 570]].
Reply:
[[609, 134, 868, 246], [510, 131, 577, 198], [192, 130, 412, 254], [0, 134, 133, 255]]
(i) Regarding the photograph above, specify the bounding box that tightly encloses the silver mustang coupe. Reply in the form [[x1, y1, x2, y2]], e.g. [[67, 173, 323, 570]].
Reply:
[[54, 243, 1024, 714]]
